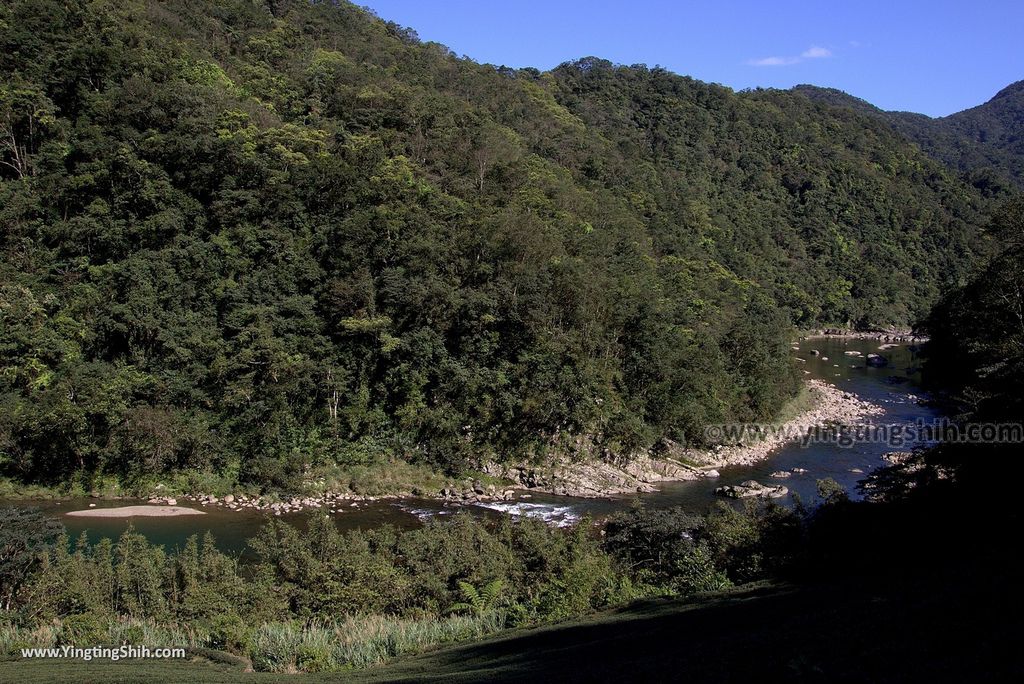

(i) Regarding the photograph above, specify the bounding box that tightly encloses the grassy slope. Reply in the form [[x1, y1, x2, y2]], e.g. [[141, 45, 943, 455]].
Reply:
[[353, 575, 1021, 683], [4, 565, 1020, 683]]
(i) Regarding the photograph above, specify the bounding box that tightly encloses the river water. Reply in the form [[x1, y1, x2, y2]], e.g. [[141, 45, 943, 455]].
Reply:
[[8, 338, 937, 556]]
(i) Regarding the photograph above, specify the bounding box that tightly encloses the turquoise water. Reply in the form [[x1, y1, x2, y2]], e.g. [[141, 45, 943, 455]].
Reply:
[[6, 338, 934, 556]]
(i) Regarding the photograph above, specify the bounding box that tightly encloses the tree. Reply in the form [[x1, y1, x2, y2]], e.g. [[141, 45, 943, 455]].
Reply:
[[0, 507, 62, 610]]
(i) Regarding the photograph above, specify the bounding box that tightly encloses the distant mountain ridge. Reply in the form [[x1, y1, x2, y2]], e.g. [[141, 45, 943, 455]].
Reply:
[[793, 81, 1024, 192]]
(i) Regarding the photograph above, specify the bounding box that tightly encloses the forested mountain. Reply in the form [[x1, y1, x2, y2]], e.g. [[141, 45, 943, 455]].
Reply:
[[794, 81, 1024, 192], [0, 0, 994, 489]]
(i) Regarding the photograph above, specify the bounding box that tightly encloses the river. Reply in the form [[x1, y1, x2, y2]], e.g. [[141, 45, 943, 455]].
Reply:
[[7, 337, 937, 556]]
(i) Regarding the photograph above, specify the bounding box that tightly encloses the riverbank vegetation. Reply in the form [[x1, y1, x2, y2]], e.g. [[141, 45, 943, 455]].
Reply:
[[0, 491, 836, 673], [867, 196, 1024, 503], [0, 0, 994, 495], [1, 188, 1020, 673]]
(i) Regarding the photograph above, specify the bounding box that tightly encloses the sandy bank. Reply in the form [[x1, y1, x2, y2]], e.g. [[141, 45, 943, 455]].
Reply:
[[66, 505, 207, 518]]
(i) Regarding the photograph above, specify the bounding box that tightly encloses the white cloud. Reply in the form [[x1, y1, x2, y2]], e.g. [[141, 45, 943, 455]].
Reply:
[[748, 45, 833, 67], [748, 56, 801, 67], [801, 46, 832, 59]]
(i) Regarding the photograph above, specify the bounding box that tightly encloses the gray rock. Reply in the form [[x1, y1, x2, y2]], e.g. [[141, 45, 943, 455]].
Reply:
[[715, 481, 789, 499]]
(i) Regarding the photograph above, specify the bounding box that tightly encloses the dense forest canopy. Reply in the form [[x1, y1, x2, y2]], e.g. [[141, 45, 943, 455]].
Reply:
[[858, 197, 1024, 508], [0, 0, 1003, 489], [794, 81, 1024, 193]]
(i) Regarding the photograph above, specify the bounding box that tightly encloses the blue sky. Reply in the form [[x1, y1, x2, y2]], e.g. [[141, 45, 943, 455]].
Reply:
[[363, 0, 1024, 117]]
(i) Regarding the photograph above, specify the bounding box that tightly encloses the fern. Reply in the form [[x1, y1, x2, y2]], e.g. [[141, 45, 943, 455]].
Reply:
[[449, 579, 504, 616]]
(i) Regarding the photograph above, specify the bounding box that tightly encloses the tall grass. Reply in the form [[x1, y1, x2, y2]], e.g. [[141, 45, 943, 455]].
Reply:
[[0, 622, 60, 653], [0, 616, 204, 656], [772, 383, 817, 425], [2, 608, 506, 672], [248, 611, 508, 673]]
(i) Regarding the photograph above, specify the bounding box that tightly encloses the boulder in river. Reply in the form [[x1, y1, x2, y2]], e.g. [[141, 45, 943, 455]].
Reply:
[[769, 471, 791, 479], [882, 451, 913, 465], [715, 480, 788, 499], [866, 354, 888, 368]]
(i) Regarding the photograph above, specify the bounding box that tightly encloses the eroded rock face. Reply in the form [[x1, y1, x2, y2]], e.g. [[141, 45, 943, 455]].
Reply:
[[483, 452, 706, 498]]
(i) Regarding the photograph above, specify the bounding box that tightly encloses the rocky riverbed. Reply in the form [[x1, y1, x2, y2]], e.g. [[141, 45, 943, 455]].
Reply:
[[688, 379, 884, 469], [476, 378, 884, 498], [43, 338, 930, 542], [143, 490, 414, 516], [803, 328, 928, 344]]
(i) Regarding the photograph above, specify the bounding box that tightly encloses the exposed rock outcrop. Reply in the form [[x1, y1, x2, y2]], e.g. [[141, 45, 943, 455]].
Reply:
[[482, 452, 706, 498]]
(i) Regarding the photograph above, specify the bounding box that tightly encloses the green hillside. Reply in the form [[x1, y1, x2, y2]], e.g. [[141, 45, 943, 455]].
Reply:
[[0, 0, 992, 489], [794, 81, 1024, 192]]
